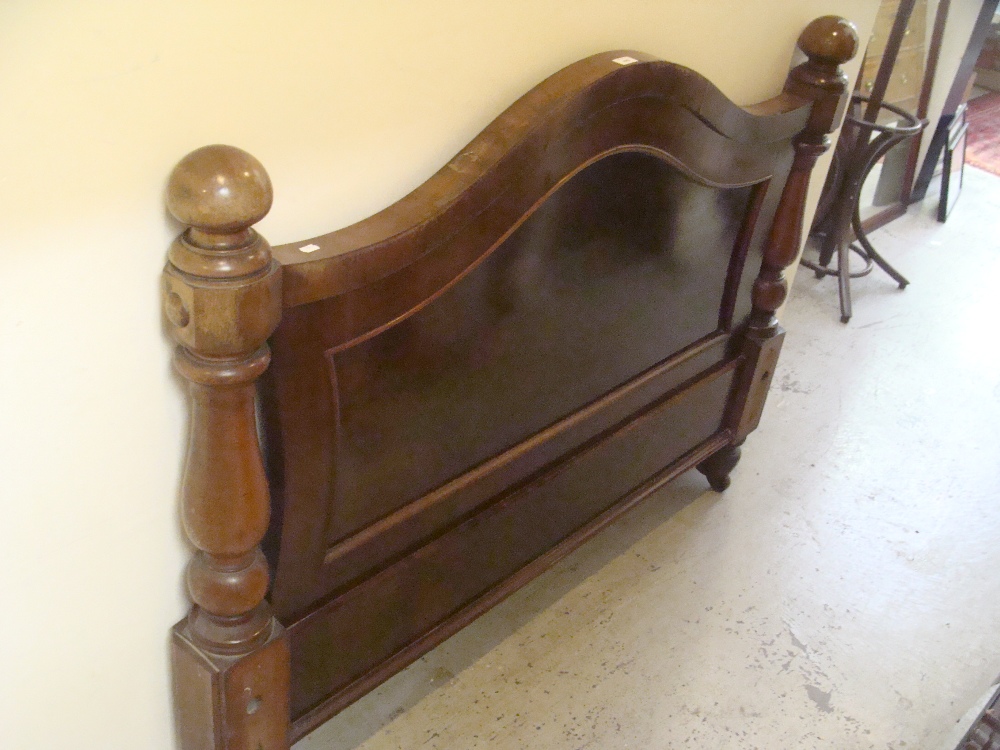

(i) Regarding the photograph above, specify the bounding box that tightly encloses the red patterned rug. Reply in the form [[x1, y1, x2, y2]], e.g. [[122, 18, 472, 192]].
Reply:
[[966, 91, 1000, 177]]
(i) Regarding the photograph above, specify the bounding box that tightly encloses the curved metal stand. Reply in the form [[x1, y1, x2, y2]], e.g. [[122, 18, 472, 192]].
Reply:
[[801, 96, 923, 323]]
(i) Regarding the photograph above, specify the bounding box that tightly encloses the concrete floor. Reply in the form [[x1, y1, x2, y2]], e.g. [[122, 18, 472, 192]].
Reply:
[[297, 167, 1000, 750]]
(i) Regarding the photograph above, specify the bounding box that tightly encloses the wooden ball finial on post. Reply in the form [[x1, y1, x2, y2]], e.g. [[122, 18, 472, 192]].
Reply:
[[168, 145, 273, 243], [798, 15, 860, 68], [788, 16, 860, 152], [163, 145, 290, 750]]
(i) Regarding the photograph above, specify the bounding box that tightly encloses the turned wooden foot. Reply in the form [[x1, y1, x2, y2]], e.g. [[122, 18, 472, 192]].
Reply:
[[697, 444, 742, 492]]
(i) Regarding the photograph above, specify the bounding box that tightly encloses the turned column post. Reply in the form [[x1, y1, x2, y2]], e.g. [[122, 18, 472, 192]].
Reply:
[[702, 17, 858, 490], [740, 15, 857, 432], [163, 145, 290, 750], [750, 15, 859, 336]]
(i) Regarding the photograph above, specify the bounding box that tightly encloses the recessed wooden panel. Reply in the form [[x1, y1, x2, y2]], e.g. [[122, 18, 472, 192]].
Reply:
[[260, 51, 809, 628], [315, 332, 728, 595], [262, 152, 778, 620], [329, 153, 752, 544], [289, 362, 736, 724]]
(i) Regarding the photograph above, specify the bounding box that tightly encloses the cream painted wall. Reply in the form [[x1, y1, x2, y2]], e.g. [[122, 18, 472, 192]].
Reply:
[[0, 2, 881, 749]]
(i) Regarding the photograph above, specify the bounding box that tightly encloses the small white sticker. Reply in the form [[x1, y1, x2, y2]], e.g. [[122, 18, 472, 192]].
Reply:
[[613, 56, 639, 66], [299, 244, 321, 254]]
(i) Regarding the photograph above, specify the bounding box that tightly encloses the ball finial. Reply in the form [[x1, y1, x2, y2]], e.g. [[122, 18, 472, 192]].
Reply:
[[798, 16, 859, 66], [167, 144, 273, 235]]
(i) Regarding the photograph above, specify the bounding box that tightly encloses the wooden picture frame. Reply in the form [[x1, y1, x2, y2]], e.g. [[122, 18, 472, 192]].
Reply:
[[938, 101, 968, 221]]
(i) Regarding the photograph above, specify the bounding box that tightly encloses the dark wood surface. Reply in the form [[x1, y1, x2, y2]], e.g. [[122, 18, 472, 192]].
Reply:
[[163, 16, 857, 749]]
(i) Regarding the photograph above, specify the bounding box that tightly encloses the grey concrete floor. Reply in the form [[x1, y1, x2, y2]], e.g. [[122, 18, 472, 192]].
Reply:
[[297, 167, 1000, 750]]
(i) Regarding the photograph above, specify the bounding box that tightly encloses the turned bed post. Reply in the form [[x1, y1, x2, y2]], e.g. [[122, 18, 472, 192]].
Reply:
[[700, 16, 858, 491], [163, 145, 290, 750]]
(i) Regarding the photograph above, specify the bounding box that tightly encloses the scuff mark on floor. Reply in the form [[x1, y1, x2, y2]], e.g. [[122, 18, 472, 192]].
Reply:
[[805, 684, 834, 714], [782, 620, 809, 654]]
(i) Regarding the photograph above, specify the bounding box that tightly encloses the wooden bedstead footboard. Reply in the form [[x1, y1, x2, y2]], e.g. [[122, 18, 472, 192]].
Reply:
[[161, 17, 857, 750]]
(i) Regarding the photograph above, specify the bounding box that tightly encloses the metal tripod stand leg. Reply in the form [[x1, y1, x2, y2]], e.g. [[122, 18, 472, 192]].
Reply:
[[804, 95, 922, 321], [851, 211, 910, 289], [837, 240, 854, 323]]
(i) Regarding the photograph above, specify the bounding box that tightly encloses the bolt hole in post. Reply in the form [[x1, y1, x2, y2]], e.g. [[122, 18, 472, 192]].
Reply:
[[761, 370, 771, 381], [165, 291, 189, 328]]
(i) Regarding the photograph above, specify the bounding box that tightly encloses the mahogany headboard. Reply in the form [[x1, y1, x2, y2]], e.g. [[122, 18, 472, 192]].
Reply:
[[161, 17, 857, 750]]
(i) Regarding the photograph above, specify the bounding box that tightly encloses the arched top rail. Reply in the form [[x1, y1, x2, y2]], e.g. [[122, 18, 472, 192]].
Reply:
[[165, 16, 859, 311], [272, 51, 815, 307]]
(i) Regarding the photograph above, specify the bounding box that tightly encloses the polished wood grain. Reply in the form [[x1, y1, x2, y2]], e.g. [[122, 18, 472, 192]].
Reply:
[[165, 17, 857, 749], [164, 145, 290, 750]]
